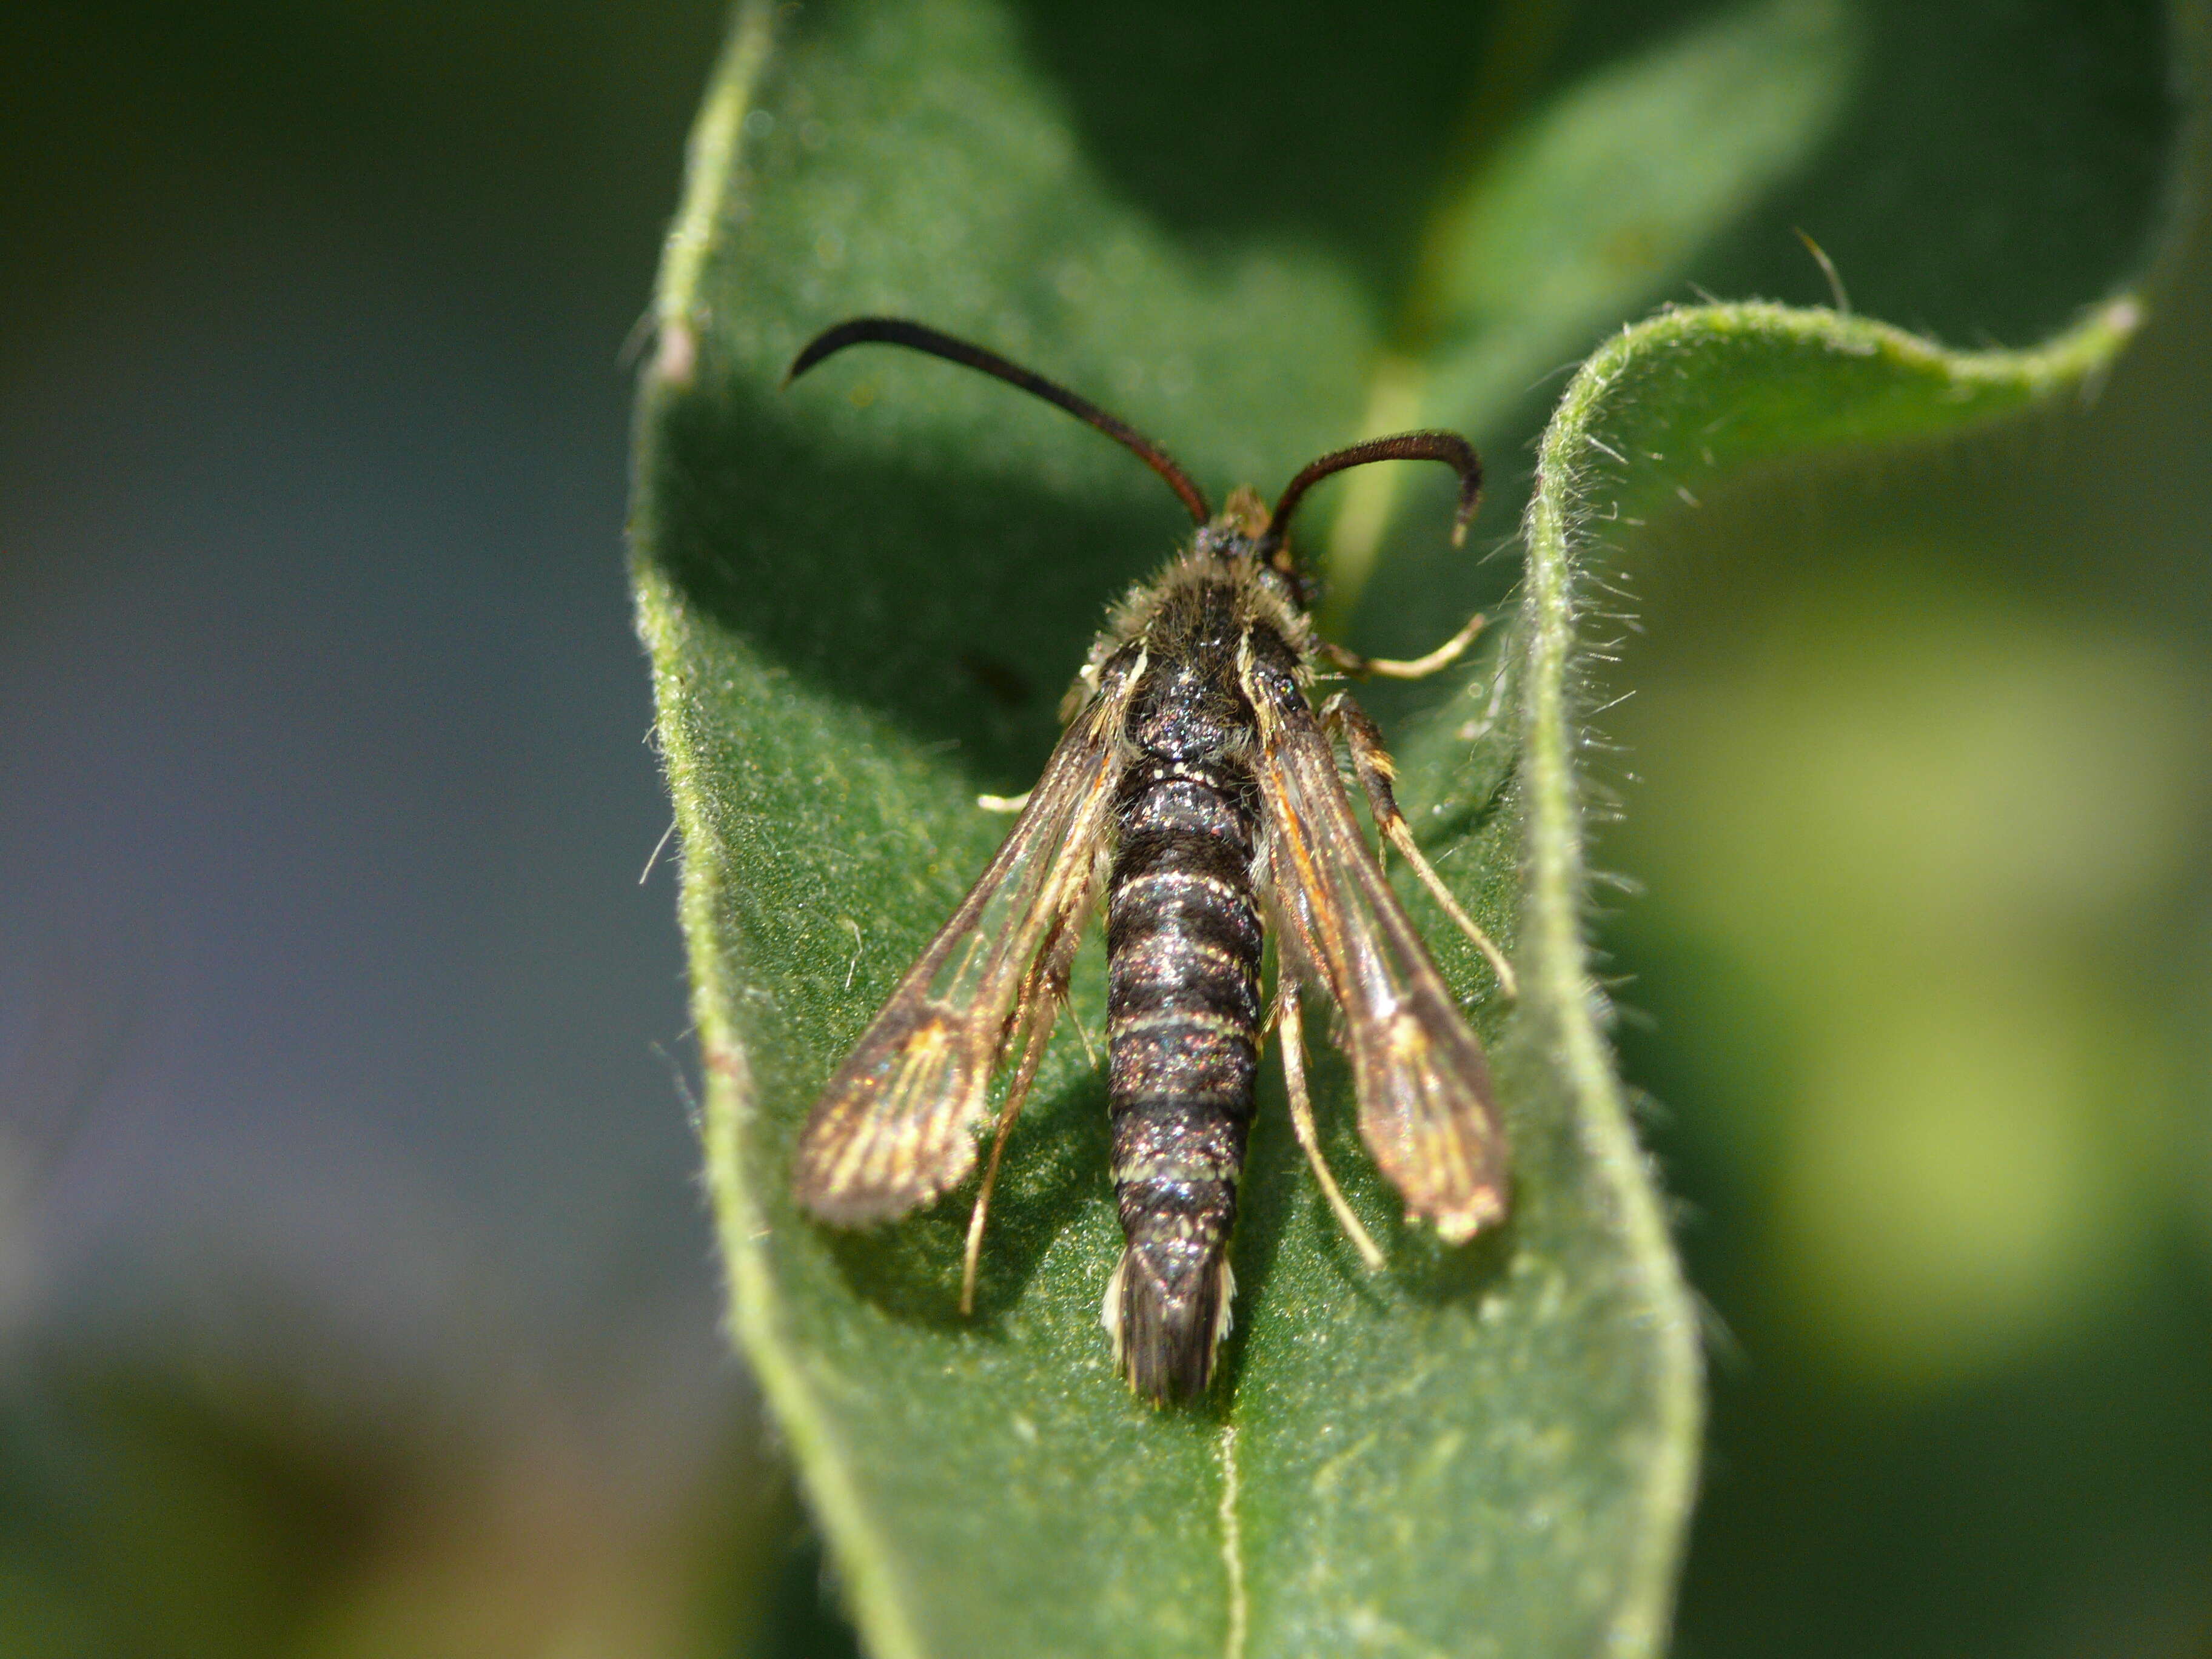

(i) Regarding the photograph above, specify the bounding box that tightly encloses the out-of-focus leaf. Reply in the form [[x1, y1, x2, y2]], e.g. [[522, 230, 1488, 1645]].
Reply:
[[1329, 0, 1861, 606]]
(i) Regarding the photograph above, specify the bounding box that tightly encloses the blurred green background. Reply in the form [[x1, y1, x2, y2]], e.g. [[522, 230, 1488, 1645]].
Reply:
[[2, 1, 2207, 1655]]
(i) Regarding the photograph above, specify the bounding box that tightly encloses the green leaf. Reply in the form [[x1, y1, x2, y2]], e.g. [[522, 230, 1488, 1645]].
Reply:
[[628, 1, 2173, 1655]]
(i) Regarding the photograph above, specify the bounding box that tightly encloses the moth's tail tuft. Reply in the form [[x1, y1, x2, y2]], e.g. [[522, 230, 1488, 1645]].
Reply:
[[1102, 1247, 1235, 1404]]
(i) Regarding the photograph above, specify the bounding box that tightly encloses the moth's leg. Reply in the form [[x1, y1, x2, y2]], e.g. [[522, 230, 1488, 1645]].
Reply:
[[959, 999, 1054, 1316], [1061, 845, 1114, 1071], [1320, 608, 1487, 680], [1064, 1001, 1100, 1070], [1322, 691, 1518, 1001], [959, 911, 1082, 1315], [1274, 979, 1386, 1272], [976, 789, 1032, 814]]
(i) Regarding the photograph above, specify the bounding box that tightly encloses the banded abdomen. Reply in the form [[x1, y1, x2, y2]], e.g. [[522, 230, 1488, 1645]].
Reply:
[[1102, 718, 1263, 1402]]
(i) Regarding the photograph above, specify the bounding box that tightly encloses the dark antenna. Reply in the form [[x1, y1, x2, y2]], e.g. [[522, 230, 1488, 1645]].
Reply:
[[786, 318, 1212, 528], [1267, 432, 1483, 550]]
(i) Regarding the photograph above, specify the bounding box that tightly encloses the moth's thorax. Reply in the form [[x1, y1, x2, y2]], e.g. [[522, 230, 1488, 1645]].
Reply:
[[1082, 528, 1316, 702]]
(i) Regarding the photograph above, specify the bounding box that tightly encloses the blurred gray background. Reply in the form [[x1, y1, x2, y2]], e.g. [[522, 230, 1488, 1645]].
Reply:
[[1, 2, 781, 1651]]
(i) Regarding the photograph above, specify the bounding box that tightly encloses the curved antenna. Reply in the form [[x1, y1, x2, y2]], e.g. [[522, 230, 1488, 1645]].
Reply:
[[1267, 431, 1483, 551], [786, 318, 1212, 526]]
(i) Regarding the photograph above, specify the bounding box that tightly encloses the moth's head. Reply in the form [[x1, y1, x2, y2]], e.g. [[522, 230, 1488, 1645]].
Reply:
[[1196, 484, 1315, 609]]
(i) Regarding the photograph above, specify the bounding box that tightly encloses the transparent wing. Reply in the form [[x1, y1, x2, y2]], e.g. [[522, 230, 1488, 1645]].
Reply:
[[1252, 668, 1507, 1242], [792, 663, 1132, 1225]]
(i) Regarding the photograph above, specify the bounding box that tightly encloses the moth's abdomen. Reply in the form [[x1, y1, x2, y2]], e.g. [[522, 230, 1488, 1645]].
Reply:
[[1104, 767, 1262, 1402]]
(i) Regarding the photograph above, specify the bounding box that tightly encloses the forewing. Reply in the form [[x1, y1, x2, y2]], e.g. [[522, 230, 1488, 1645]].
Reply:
[[1252, 668, 1507, 1242], [792, 668, 1130, 1225]]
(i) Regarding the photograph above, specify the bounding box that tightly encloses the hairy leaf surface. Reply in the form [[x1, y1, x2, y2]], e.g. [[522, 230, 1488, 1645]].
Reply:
[[629, 1, 2174, 1653]]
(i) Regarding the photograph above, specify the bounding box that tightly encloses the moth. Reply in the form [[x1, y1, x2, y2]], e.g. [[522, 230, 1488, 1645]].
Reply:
[[787, 318, 1513, 1403]]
